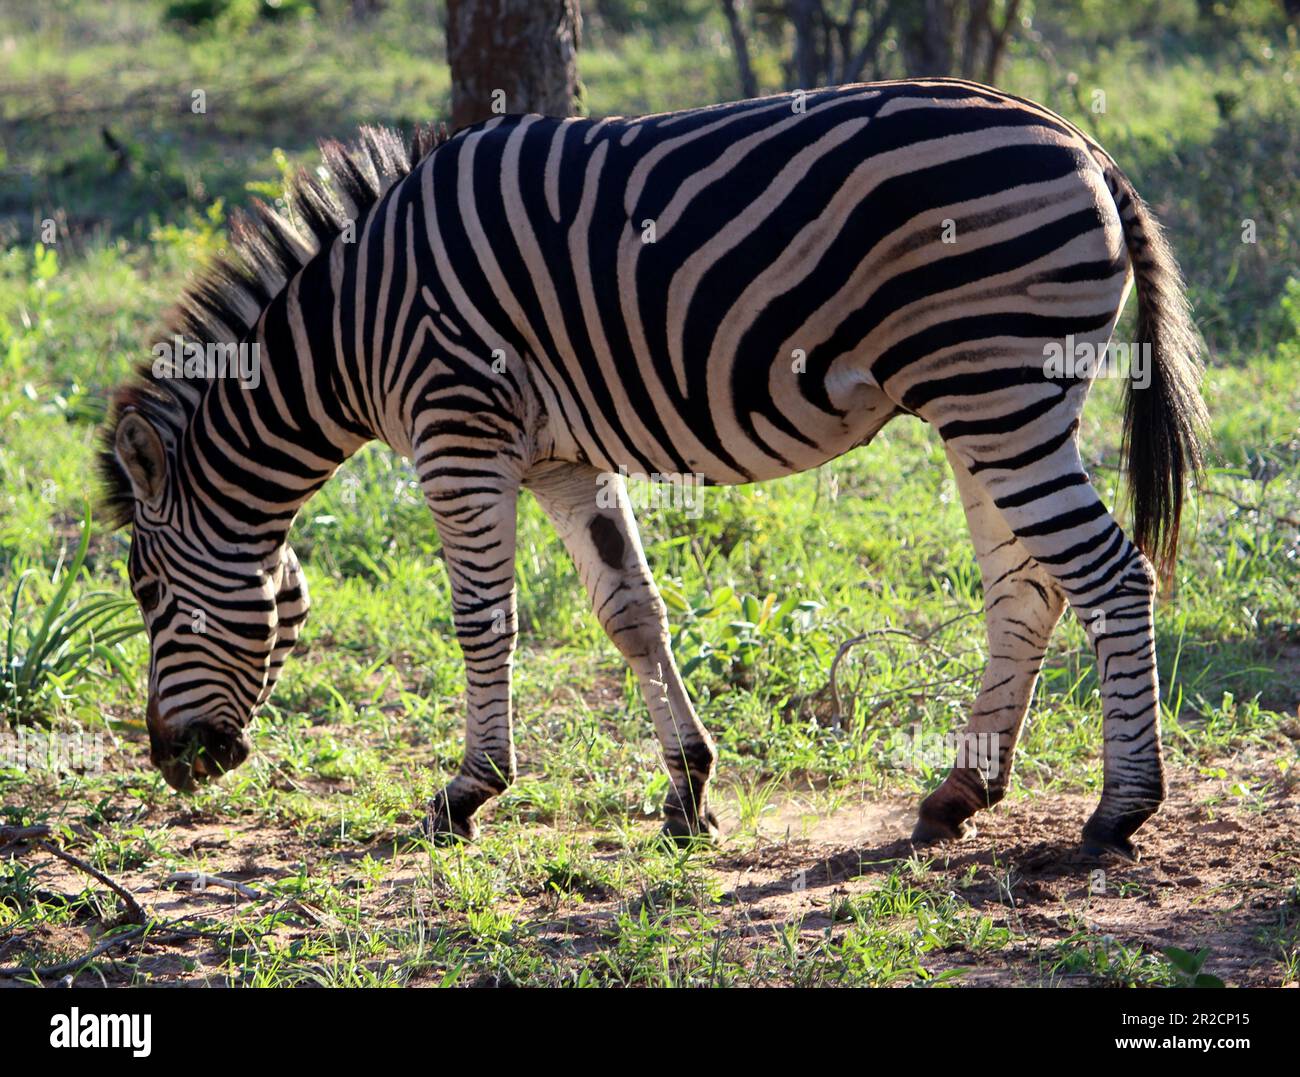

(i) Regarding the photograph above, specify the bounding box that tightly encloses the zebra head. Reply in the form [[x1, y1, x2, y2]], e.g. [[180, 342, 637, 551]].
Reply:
[[108, 408, 311, 791]]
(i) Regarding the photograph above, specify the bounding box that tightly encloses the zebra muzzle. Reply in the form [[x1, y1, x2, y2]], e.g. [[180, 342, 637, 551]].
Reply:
[[155, 720, 252, 792]]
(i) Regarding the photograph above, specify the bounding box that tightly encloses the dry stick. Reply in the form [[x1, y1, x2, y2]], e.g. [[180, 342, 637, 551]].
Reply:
[[34, 840, 148, 925], [0, 825, 269, 979], [1, 824, 146, 925], [828, 610, 982, 728], [0, 920, 223, 980], [0, 823, 53, 849], [162, 872, 263, 900], [0, 823, 150, 978], [0, 926, 148, 980]]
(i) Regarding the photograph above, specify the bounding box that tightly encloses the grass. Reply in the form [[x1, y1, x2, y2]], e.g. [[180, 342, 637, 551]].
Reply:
[[0, 1, 1297, 987], [2, 506, 143, 725]]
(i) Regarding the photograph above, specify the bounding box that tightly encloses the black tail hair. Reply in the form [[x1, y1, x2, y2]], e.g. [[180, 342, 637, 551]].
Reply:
[[1107, 164, 1209, 585]]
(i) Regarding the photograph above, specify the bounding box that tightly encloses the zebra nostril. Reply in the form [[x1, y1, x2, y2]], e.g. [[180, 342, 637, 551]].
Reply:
[[195, 723, 251, 776]]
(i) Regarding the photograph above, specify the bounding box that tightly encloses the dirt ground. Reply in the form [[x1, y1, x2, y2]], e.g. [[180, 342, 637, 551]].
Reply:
[[4, 761, 1296, 987], [714, 772, 1299, 986]]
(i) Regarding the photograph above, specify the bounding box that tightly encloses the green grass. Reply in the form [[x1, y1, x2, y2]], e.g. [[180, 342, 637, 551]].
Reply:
[[2, 506, 143, 725], [1, 0, 1297, 988]]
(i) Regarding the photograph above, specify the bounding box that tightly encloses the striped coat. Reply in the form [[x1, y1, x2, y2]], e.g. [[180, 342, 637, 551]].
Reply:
[[102, 80, 1206, 857]]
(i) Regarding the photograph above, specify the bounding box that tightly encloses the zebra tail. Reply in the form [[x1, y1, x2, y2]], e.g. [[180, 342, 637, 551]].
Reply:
[[1106, 164, 1209, 586]]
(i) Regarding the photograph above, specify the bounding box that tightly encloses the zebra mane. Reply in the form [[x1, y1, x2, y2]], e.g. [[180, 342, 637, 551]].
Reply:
[[98, 122, 448, 530]]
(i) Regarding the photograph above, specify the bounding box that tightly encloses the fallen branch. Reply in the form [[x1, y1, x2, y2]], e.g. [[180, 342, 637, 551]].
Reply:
[[0, 822, 150, 977], [0, 926, 149, 980], [34, 839, 148, 925], [162, 872, 263, 900], [0, 823, 53, 850], [0, 825, 269, 979], [0, 914, 230, 981], [2, 825, 147, 926]]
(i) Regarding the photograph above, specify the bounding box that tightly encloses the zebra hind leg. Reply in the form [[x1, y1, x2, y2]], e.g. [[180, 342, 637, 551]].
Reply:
[[912, 449, 1067, 844], [527, 462, 720, 843], [947, 436, 1165, 860]]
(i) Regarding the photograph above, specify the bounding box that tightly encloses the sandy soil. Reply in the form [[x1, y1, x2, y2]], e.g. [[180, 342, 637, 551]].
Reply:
[[707, 770, 1299, 986], [3, 759, 1295, 987]]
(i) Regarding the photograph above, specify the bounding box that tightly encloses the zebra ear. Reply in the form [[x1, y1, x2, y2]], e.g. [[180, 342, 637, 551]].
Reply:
[[114, 411, 168, 505]]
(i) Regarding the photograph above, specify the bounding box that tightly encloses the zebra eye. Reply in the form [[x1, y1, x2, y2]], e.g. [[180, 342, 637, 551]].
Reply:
[[137, 581, 162, 613]]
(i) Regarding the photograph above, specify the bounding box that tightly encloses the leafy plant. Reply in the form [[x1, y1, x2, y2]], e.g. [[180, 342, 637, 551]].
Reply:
[[1, 508, 142, 726], [1162, 946, 1226, 988], [1278, 276, 1300, 362], [665, 585, 820, 684]]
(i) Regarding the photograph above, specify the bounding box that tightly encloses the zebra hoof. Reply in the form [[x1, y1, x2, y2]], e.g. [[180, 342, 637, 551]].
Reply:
[[910, 813, 975, 845], [421, 794, 479, 845], [661, 805, 722, 846], [1081, 818, 1139, 862]]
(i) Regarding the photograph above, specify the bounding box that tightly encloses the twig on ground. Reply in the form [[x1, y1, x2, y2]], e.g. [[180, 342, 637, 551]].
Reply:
[[2, 824, 146, 925], [33, 840, 148, 925], [1, 820, 277, 980], [0, 926, 147, 980], [0, 912, 231, 981], [0, 821, 152, 978], [162, 871, 263, 900], [0, 823, 53, 849]]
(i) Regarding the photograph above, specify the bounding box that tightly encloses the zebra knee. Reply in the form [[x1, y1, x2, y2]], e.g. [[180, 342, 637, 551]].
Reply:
[[604, 599, 671, 665], [1122, 546, 1158, 596]]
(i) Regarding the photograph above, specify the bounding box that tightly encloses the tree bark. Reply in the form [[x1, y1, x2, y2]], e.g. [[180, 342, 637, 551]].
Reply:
[[445, 0, 582, 130], [916, 0, 956, 75], [844, 0, 900, 83], [790, 0, 820, 88], [721, 0, 759, 98]]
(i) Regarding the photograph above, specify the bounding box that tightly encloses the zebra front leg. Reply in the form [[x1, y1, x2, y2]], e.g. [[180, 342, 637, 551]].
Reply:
[[913, 450, 1067, 844], [421, 477, 520, 842], [528, 463, 720, 842]]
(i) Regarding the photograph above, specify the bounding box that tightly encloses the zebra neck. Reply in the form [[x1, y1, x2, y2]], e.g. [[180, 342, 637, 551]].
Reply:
[[179, 289, 374, 557]]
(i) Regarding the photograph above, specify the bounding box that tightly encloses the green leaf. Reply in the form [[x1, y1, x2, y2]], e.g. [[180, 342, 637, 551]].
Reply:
[[1162, 946, 1205, 975]]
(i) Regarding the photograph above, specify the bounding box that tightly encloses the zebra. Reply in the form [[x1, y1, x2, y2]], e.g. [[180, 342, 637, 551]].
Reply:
[[100, 79, 1206, 858]]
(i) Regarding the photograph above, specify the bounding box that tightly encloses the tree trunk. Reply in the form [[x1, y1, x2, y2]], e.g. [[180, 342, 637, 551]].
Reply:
[[720, 0, 759, 98], [790, 0, 821, 89], [913, 0, 956, 75], [982, 0, 1021, 85], [445, 0, 582, 130]]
